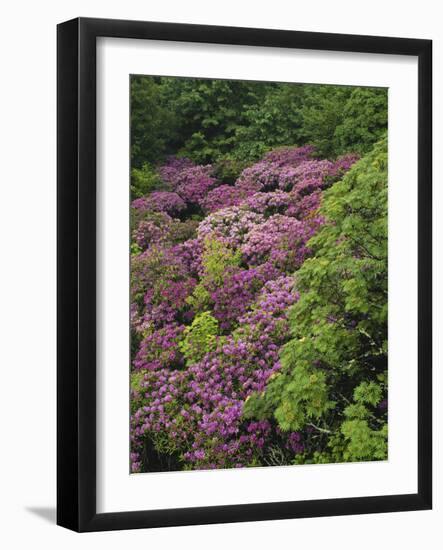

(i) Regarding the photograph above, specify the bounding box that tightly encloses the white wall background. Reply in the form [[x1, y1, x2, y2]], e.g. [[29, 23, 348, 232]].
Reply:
[[0, 0, 440, 548]]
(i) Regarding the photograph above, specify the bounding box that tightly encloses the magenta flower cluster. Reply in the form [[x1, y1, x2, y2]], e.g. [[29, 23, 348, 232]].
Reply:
[[241, 214, 312, 269], [130, 146, 358, 472], [200, 184, 248, 212], [132, 191, 186, 216]]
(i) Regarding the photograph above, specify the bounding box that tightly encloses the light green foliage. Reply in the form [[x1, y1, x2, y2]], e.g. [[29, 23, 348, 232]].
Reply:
[[186, 283, 212, 315], [187, 238, 241, 312], [353, 381, 383, 407], [244, 137, 388, 463], [244, 364, 334, 432], [131, 163, 163, 199], [340, 420, 388, 461], [130, 370, 147, 413], [179, 312, 219, 363], [202, 239, 241, 286], [201, 237, 241, 286], [339, 378, 387, 461]]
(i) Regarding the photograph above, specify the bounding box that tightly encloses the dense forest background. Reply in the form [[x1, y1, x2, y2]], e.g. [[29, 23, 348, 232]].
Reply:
[[131, 77, 387, 197]]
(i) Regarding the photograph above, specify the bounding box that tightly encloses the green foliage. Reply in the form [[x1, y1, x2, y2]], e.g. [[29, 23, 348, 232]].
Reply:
[[334, 88, 388, 156], [300, 85, 388, 157], [299, 85, 352, 157], [186, 283, 212, 314], [131, 163, 162, 198], [187, 238, 241, 312], [338, 378, 387, 461], [160, 77, 272, 164], [213, 157, 249, 184], [244, 137, 388, 463], [130, 370, 147, 413], [244, 365, 334, 432], [353, 380, 383, 407], [201, 237, 241, 286], [179, 312, 219, 363], [340, 420, 388, 461], [131, 76, 387, 168], [131, 76, 176, 168], [229, 84, 305, 162]]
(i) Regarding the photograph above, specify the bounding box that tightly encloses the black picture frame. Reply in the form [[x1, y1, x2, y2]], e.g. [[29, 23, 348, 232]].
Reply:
[[57, 17, 432, 532]]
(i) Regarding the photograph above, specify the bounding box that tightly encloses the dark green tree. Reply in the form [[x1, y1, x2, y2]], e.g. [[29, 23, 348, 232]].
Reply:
[[230, 83, 306, 162], [130, 77, 387, 168], [299, 85, 353, 157], [299, 85, 387, 158], [130, 76, 177, 168], [160, 77, 272, 164], [334, 87, 388, 155]]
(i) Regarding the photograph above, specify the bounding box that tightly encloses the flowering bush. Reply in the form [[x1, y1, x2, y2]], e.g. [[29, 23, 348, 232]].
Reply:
[[133, 323, 185, 371], [279, 159, 335, 192], [241, 214, 313, 270], [157, 156, 195, 187], [130, 275, 299, 471], [175, 165, 217, 206], [201, 184, 248, 212], [236, 145, 315, 191], [130, 142, 371, 472], [197, 206, 264, 247], [132, 220, 169, 251], [243, 190, 294, 216], [131, 191, 186, 216], [210, 264, 279, 331], [157, 156, 219, 207]]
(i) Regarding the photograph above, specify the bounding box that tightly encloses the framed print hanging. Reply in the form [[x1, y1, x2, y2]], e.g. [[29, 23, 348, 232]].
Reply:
[[57, 17, 432, 532]]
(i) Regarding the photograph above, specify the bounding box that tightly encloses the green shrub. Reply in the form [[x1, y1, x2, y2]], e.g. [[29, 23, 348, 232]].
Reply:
[[179, 312, 219, 363], [243, 137, 388, 463], [131, 163, 163, 199]]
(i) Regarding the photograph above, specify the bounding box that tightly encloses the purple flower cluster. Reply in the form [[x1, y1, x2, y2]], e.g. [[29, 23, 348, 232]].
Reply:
[[197, 206, 265, 247], [244, 190, 294, 215], [286, 431, 304, 454], [241, 214, 312, 269], [134, 323, 185, 371], [131, 275, 298, 470], [174, 165, 217, 205], [236, 145, 315, 192], [286, 159, 336, 196], [130, 146, 357, 472], [210, 264, 279, 331], [201, 184, 248, 212], [131, 191, 186, 216], [262, 144, 316, 165], [157, 156, 218, 206], [330, 153, 360, 178], [132, 219, 170, 250], [157, 156, 195, 186]]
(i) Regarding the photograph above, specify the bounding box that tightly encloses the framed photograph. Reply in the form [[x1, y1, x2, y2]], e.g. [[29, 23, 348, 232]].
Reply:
[[57, 17, 432, 532]]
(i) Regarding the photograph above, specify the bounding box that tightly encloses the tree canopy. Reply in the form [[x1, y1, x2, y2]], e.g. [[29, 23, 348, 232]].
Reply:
[[131, 76, 387, 177]]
